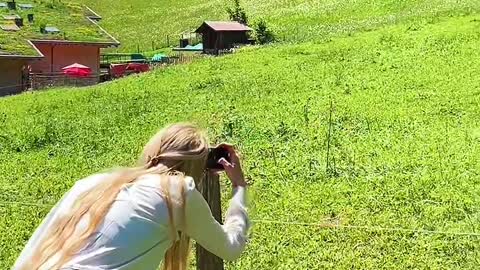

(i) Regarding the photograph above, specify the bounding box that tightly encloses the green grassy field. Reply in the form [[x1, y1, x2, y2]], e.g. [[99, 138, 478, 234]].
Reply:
[[78, 0, 480, 52], [2, 1, 480, 269]]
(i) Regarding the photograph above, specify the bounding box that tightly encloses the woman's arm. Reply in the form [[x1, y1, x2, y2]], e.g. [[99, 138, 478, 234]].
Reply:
[[182, 179, 249, 261]]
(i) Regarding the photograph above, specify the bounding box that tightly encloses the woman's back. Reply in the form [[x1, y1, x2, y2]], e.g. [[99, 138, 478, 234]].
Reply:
[[14, 173, 248, 270], [13, 124, 249, 270], [66, 173, 183, 269]]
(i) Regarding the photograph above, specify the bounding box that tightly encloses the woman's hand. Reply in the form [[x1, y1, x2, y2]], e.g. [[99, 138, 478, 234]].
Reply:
[[217, 144, 247, 188]]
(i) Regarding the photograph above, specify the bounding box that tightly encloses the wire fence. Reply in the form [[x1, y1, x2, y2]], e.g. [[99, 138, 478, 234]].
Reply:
[[1, 200, 479, 237], [2, 76, 101, 94], [30, 73, 100, 89], [127, 33, 202, 53], [0, 53, 203, 96], [0, 201, 53, 208], [250, 219, 480, 237]]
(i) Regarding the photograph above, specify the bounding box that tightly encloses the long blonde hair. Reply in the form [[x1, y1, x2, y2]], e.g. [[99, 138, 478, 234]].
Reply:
[[23, 123, 209, 270]]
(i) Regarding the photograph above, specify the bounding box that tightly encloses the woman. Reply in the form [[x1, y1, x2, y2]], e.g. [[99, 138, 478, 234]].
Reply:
[[13, 123, 249, 270]]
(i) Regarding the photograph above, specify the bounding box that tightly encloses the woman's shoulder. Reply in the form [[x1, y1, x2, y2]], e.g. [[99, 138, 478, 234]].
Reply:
[[131, 174, 199, 212], [138, 173, 197, 193], [72, 173, 111, 191]]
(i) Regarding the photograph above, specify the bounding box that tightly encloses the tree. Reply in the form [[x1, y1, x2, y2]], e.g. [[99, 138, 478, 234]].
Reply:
[[226, 0, 248, 25], [254, 19, 275, 44]]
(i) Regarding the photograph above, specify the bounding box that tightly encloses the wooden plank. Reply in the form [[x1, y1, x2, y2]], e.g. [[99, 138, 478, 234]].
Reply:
[[196, 172, 224, 270]]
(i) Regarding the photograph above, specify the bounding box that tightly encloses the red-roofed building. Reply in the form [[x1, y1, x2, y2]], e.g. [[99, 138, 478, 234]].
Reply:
[[0, 4, 119, 96], [195, 21, 252, 54]]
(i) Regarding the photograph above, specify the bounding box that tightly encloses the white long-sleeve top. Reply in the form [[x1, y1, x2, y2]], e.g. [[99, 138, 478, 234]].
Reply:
[[12, 173, 249, 270]]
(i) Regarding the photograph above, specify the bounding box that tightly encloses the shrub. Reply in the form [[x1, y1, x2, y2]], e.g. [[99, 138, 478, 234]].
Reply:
[[226, 0, 248, 25], [254, 19, 275, 44]]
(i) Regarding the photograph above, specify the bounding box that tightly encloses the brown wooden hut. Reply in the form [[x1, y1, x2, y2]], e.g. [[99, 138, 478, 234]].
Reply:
[[195, 21, 252, 54]]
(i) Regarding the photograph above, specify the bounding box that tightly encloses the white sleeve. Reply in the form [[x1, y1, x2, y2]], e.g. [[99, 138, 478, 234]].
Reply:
[[12, 174, 108, 270], [181, 178, 249, 261]]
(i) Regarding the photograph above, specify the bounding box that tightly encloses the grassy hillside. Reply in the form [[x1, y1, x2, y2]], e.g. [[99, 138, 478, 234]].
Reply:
[[78, 0, 480, 52], [1, 12, 480, 268]]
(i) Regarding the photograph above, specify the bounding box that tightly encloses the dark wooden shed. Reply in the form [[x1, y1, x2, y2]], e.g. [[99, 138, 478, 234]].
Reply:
[[195, 21, 252, 54]]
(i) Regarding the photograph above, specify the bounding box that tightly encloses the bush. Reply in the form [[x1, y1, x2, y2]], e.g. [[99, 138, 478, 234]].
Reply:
[[226, 0, 248, 25], [254, 19, 275, 44]]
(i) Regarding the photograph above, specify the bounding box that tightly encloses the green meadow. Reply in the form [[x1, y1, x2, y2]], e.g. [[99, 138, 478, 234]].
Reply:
[[79, 0, 480, 52], [2, 0, 480, 269]]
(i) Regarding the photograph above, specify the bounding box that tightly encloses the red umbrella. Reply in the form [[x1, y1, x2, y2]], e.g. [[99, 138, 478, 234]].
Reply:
[[62, 63, 92, 78]]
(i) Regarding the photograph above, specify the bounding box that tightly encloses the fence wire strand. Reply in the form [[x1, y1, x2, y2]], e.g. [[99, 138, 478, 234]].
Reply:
[[0, 201, 53, 208], [1, 201, 478, 237], [251, 219, 480, 237]]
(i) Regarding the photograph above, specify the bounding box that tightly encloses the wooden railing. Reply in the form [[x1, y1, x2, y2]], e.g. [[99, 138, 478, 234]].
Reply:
[[29, 73, 99, 89]]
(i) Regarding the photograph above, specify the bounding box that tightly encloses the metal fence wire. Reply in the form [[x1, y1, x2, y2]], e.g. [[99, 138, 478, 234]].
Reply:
[[1, 200, 479, 237]]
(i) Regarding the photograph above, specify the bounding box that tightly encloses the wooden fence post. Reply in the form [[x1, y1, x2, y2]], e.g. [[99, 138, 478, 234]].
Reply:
[[196, 172, 224, 270]]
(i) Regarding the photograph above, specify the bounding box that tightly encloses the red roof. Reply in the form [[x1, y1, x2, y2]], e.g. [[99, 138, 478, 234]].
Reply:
[[195, 21, 252, 33]]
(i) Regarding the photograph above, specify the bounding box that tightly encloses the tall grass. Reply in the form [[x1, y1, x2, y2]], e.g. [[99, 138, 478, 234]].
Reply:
[[1, 13, 480, 268]]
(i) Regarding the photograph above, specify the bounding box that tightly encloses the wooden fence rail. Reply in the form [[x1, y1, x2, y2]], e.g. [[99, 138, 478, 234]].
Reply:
[[30, 73, 99, 90]]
